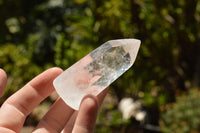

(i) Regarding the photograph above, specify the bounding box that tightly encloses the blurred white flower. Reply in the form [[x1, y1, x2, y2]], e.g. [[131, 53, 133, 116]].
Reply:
[[118, 97, 146, 122]]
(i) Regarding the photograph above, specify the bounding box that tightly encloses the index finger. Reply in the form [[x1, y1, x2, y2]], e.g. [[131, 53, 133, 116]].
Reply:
[[0, 67, 63, 133]]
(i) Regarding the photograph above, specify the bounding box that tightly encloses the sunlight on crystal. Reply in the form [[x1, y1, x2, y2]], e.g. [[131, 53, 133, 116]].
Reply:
[[53, 39, 141, 110]]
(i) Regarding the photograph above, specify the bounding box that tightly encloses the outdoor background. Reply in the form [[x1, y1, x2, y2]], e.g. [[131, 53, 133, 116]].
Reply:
[[0, 0, 200, 132]]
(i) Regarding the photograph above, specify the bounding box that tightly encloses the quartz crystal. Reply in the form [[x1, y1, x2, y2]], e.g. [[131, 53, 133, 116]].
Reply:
[[53, 39, 141, 110]]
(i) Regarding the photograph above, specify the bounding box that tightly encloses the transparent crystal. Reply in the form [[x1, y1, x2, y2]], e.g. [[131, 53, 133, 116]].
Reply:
[[53, 39, 141, 110]]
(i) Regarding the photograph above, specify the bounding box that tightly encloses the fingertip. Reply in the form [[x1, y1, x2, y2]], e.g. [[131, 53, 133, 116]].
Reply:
[[0, 68, 7, 98], [48, 67, 63, 75], [0, 68, 7, 79], [81, 95, 99, 111]]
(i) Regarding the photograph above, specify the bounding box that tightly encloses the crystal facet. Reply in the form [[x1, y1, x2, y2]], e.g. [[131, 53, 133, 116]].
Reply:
[[53, 39, 141, 110]]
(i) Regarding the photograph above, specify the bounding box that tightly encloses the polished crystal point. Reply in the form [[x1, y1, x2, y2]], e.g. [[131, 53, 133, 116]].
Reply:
[[53, 39, 141, 110]]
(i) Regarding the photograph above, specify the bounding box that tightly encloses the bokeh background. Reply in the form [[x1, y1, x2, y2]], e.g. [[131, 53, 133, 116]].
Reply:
[[0, 0, 200, 132]]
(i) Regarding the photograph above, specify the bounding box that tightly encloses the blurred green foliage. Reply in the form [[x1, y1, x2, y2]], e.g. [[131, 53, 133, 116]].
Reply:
[[160, 88, 200, 133], [0, 44, 42, 104], [0, 0, 200, 132]]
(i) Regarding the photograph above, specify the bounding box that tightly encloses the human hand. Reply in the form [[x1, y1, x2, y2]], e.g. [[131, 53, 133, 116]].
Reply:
[[0, 68, 108, 133]]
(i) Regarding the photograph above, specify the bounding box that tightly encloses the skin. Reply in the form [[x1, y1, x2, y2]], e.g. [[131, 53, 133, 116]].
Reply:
[[0, 68, 109, 133]]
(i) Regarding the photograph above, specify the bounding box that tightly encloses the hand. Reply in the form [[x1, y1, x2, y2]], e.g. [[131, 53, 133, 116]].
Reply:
[[0, 68, 108, 133]]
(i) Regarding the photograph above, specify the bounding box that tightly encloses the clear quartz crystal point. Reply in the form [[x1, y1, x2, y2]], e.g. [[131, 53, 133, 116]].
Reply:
[[53, 39, 141, 110]]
